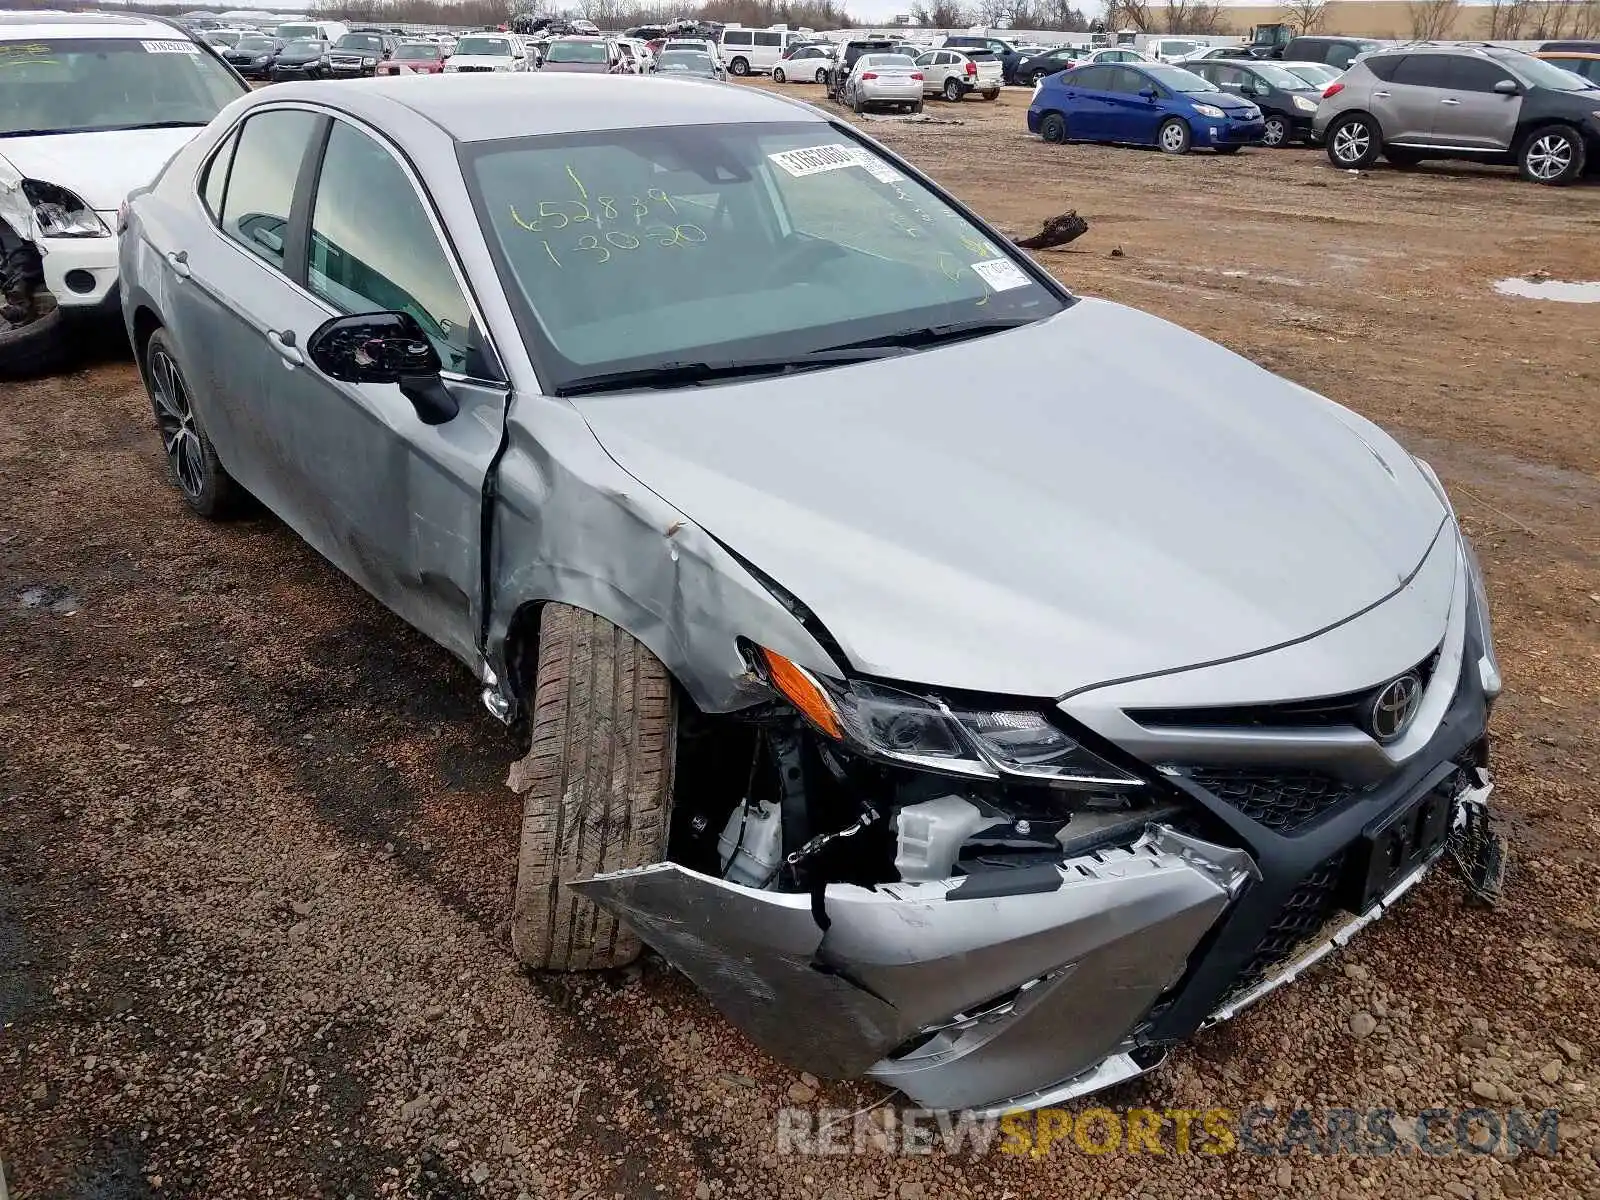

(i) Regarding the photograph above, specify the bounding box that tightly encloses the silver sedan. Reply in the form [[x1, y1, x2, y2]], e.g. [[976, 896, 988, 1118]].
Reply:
[[120, 74, 1500, 1115], [843, 52, 924, 114]]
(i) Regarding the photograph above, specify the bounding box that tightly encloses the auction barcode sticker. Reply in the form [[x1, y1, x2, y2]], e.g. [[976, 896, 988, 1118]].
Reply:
[[970, 258, 1031, 291], [851, 151, 904, 183], [142, 39, 201, 53], [768, 144, 864, 177]]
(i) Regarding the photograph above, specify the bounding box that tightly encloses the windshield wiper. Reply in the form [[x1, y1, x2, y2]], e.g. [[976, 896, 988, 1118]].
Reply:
[[818, 316, 1037, 353], [557, 347, 911, 396]]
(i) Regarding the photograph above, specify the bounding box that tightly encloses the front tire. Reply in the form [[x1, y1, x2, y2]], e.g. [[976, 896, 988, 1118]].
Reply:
[[508, 603, 676, 971], [728, 56, 749, 76], [1325, 113, 1382, 169], [1158, 117, 1191, 154], [1519, 124, 1585, 185], [943, 77, 962, 102], [1039, 111, 1067, 143], [815, 67, 827, 83], [142, 328, 241, 519], [772, 66, 785, 82], [1261, 114, 1289, 147]]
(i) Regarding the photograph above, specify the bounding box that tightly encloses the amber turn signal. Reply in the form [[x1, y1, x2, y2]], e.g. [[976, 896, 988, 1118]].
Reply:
[[758, 647, 843, 741]]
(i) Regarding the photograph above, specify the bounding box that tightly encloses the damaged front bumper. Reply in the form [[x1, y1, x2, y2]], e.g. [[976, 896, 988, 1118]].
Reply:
[[575, 825, 1258, 1112]]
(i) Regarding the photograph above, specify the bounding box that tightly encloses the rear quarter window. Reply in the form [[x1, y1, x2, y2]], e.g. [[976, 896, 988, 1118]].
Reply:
[[1363, 54, 1404, 82]]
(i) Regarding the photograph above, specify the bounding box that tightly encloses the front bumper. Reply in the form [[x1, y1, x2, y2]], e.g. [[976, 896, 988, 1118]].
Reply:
[[39, 229, 119, 310], [1198, 116, 1266, 145]]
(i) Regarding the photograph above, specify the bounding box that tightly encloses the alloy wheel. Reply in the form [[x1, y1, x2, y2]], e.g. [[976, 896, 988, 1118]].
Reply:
[[1160, 122, 1187, 152], [1263, 116, 1287, 147], [1526, 133, 1573, 181], [1331, 120, 1370, 164], [148, 347, 205, 499]]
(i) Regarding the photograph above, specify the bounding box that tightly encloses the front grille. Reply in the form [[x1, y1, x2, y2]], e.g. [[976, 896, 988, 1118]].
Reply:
[[1187, 768, 1362, 833], [1234, 850, 1347, 993]]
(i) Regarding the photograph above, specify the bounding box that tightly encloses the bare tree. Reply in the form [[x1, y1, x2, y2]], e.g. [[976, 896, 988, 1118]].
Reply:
[[911, 0, 972, 23], [1281, 0, 1326, 33], [1107, 0, 1149, 28], [1406, 0, 1461, 38], [974, 0, 1011, 24]]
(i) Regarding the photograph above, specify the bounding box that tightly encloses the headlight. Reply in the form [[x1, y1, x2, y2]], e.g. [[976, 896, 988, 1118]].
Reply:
[[1461, 531, 1502, 701], [363, 55, 377, 65], [253, 55, 268, 63], [757, 647, 1144, 790], [1193, 102, 1226, 119], [1293, 94, 1318, 111], [22, 180, 109, 238]]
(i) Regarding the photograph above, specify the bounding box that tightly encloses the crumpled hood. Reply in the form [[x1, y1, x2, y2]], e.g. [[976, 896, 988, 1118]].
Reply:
[[574, 297, 1446, 699], [0, 127, 200, 213]]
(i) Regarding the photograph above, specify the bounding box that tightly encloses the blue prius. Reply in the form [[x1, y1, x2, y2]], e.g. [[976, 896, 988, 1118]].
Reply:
[[1028, 61, 1267, 154]]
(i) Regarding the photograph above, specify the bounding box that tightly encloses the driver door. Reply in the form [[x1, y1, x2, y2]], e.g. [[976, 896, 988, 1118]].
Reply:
[[259, 117, 507, 664]]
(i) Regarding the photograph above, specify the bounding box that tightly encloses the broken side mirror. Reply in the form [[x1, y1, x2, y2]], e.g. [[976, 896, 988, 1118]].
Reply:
[[306, 311, 459, 425]]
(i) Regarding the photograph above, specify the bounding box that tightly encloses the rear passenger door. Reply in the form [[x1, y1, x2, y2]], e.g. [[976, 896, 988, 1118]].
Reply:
[[1056, 65, 1110, 136], [1432, 55, 1520, 150], [1101, 66, 1160, 142], [1379, 54, 1452, 142]]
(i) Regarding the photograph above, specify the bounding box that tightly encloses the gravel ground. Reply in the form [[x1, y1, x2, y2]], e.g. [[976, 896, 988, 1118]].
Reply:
[[2, 82, 1599, 1200]]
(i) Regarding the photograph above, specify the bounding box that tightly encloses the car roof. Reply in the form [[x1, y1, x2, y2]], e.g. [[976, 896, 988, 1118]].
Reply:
[[0, 11, 186, 38], [265, 74, 824, 141]]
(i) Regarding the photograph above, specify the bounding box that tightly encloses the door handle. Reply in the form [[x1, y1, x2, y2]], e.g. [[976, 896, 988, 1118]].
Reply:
[[166, 249, 191, 279], [1372, 89, 1391, 98], [1441, 97, 1461, 105], [266, 329, 303, 367]]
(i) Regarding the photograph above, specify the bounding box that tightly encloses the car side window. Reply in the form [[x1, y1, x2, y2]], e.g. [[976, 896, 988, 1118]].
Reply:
[[1104, 66, 1143, 93], [217, 109, 321, 270], [1071, 65, 1109, 89], [307, 121, 474, 375], [200, 129, 238, 222], [1443, 57, 1515, 92], [1391, 55, 1453, 87], [1364, 54, 1403, 82]]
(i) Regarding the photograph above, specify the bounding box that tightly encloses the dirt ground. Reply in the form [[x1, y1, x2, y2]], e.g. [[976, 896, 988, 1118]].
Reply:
[[3, 82, 1599, 1200]]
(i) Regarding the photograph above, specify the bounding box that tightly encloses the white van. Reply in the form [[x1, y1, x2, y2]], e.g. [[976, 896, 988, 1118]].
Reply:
[[716, 25, 805, 76], [275, 19, 349, 43]]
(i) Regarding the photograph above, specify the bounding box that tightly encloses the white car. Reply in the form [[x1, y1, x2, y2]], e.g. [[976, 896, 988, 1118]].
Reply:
[[914, 47, 1002, 102], [1146, 38, 1201, 63], [0, 11, 247, 370], [771, 43, 834, 84], [1081, 46, 1149, 64], [843, 52, 924, 114], [442, 32, 529, 72]]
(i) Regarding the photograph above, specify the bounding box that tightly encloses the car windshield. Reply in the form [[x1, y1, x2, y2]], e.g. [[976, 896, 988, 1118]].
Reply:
[[1251, 62, 1314, 89], [1159, 41, 1197, 54], [336, 34, 383, 51], [548, 39, 607, 62], [464, 122, 1064, 390], [285, 39, 324, 53], [277, 24, 318, 39], [658, 51, 712, 70], [1282, 62, 1337, 84], [1144, 64, 1217, 92], [236, 37, 276, 52], [456, 36, 512, 55], [395, 43, 437, 60], [1501, 50, 1597, 90], [205, 30, 241, 46], [0, 37, 247, 137]]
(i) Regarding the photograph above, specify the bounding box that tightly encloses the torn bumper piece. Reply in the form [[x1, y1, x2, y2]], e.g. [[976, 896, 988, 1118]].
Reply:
[[573, 826, 1258, 1113]]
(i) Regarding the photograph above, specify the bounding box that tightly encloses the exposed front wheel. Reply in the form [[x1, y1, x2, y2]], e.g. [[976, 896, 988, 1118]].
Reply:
[[943, 77, 962, 102], [1039, 112, 1067, 143], [1158, 117, 1191, 155], [1519, 124, 1585, 185], [1262, 114, 1289, 147], [509, 603, 676, 971], [1325, 113, 1381, 169]]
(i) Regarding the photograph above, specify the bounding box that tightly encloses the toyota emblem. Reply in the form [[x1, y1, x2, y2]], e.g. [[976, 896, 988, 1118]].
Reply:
[[1368, 672, 1423, 742]]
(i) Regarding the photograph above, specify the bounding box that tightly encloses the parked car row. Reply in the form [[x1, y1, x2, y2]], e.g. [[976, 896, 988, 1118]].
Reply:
[[1025, 42, 1600, 183]]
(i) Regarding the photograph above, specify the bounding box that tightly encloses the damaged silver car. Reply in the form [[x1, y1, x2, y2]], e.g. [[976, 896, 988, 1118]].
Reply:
[[119, 74, 1504, 1113]]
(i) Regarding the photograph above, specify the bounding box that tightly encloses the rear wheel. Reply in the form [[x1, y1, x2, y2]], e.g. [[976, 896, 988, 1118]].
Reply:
[[1028, 70, 1044, 86], [1325, 113, 1382, 168], [943, 77, 962, 102], [982, 89, 998, 100], [852, 91, 864, 114], [911, 100, 923, 115], [1039, 112, 1067, 143], [1519, 123, 1585, 185], [1261, 114, 1289, 147], [728, 56, 749, 76], [509, 603, 676, 971], [142, 328, 242, 519], [772, 66, 786, 82], [1157, 117, 1191, 154]]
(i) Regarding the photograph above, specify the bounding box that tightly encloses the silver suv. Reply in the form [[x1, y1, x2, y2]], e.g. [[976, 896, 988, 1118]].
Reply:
[[1314, 42, 1600, 184]]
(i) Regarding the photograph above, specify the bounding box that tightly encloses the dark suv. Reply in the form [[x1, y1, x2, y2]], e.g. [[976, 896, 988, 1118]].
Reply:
[[1280, 35, 1382, 70], [942, 33, 1022, 83], [1314, 44, 1600, 184], [1187, 58, 1325, 147], [824, 38, 894, 100]]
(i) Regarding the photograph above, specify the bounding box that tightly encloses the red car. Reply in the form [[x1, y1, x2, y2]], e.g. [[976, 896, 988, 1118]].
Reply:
[[378, 41, 448, 75]]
